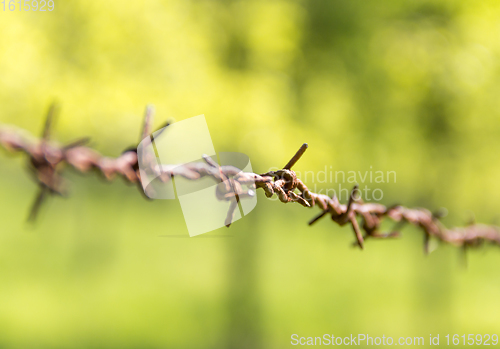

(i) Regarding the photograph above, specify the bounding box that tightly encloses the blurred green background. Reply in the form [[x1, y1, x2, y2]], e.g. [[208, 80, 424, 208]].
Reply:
[[1, 0, 500, 348]]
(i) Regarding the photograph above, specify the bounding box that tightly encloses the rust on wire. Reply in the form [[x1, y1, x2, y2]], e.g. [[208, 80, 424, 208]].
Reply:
[[1, 105, 500, 255]]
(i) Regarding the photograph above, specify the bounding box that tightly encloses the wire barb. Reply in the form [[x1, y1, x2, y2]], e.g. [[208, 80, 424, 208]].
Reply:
[[283, 143, 308, 170]]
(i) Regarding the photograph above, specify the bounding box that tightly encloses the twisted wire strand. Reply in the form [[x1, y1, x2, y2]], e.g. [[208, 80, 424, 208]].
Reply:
[[1, 105, 499, 254]]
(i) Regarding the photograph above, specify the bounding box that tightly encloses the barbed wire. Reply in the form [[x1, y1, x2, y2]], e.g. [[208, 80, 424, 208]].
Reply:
[[1, 104, 499, 257]]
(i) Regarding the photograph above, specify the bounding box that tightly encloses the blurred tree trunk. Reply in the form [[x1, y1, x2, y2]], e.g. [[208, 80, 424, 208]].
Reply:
[[224, 213, 262, 349]]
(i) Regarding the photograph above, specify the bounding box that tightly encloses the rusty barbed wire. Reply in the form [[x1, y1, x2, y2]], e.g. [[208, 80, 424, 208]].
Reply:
[[1, 105, 500, 256]]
